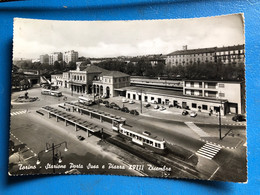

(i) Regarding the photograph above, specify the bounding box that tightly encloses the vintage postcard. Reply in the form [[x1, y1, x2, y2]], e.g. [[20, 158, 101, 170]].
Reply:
[[9, 14, 247, 182]]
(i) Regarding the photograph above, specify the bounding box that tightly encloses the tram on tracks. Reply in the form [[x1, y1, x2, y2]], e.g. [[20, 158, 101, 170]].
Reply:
[[112, 121, 166, 153], [64, 101, 166, 153]]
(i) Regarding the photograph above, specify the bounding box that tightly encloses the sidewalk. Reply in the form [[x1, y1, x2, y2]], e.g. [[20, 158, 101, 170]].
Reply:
[[104, 96, 246, 127]]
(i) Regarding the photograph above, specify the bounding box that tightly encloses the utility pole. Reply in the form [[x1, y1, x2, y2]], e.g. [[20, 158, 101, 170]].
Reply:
[[52, 143, 55, 173], [219, 100, 222, 140]]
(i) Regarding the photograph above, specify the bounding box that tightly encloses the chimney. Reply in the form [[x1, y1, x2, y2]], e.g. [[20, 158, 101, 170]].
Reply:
[[183, 45, 188, 50]]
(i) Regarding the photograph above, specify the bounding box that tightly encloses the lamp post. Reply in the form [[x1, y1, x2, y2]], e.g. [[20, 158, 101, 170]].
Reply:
[[36, 141, 68, 173]]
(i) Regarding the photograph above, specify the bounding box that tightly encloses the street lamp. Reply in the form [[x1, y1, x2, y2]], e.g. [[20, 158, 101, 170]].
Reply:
[[36, 141, 68, 173]]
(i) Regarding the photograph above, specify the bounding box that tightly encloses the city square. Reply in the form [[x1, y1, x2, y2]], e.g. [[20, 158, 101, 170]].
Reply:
[[9, 15, 247, 182]]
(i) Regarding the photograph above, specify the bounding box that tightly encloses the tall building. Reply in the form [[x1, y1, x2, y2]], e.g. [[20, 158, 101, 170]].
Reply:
[[40, 54, 49, 64], [49, 52, 63, 65], [63, 50, 78, 64], [166, 44, 245, 67]]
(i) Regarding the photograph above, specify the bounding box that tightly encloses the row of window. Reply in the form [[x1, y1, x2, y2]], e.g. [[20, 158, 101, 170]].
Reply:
[[185, 83, 225, 88], [120, 129, 161, 148], [127, 92, 225, 111], [192, 103, 208, 110], [72, 75, 86, 81]]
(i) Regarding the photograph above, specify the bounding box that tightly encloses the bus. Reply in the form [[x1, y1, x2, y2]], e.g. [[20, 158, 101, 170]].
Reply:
[[78, 96, 93, 105]]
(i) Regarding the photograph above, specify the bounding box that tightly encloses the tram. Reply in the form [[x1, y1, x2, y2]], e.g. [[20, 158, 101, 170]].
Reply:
[[112, 121, 166, 153]]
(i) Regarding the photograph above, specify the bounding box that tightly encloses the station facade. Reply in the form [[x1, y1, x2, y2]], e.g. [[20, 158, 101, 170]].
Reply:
[[125, 79, 245, 115], [51, 62, 130, 98]]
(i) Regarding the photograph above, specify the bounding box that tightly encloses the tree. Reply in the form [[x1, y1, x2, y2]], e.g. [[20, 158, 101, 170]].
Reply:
[[54, 61, 62, 71]]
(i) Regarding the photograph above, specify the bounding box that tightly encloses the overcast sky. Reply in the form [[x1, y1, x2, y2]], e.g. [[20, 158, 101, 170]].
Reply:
[[13, 14, 244, 60]]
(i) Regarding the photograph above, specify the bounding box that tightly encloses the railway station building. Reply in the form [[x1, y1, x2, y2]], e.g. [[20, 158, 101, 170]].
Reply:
[[51, 62, 130, 97], [124, 79, 245, 115]]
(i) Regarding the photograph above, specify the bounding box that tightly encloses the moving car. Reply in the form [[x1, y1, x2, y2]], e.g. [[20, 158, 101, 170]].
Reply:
[[121, 107, 130, 113], [50, 91, 62, 97], [130, 110, 139, 116], [41, 89, 51, 95], [182, 110, 189, 116], [122, 99, 129, 103], [129, 100, 135, 104], [77, 135, 85, 141], [144, 103, 151, 108], [190, 111, 197, 117], [232, 114, 246, 122], [154, 105, 159, 109]]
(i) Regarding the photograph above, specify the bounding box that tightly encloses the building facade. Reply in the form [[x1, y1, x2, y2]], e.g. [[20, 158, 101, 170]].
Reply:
[[51, 62, 130, 97], [49, 52, 63, 65], [40, 54, 49, 64], [93, 71, 130, 97], [166, 45, 245, 67], [183, 80, 245, 114], [125, 79, 245, 115], [63, 50, 79, 64]]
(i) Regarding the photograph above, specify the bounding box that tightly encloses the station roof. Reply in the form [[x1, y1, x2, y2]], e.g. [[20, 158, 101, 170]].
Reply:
[[100, 71, 129, 78]]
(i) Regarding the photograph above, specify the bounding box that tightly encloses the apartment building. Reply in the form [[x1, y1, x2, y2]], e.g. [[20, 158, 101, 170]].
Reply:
[[166, 45, 245, 67], [63, 50, 79, 64], [49, 52, 63, 65]]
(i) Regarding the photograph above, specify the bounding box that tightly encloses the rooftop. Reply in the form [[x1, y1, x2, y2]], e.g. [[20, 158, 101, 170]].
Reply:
[[167, 44, 245, 56], [100, 71, 129, 78]]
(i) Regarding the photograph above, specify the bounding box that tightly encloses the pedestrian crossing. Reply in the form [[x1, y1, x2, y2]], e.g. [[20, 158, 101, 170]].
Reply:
[[185, 122, 209, 137], [196, 143, 222, 160], [10, 110, 27, 116]]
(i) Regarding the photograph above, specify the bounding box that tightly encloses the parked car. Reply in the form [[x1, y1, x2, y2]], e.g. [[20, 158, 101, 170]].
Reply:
[[110, 102, 117, 107], [168, 104, 173, 108], [77, 135, 85, 141], [144, 103, 151, 108], [129, 100, 135, 104], [103, 100, 109, 105], [122, 99, 129, 103], [130, 110, 139, 116], [154, 105, 159, 109], [113, 105, 121, 110], [232, 114, 246, 122], [190, 111, 197, 117], [105, 103, 110, 108], [121, 107, 130, 113], [182, 110, 189, 116], [159, 106, 166, 111], [142, 131, 151, 136]]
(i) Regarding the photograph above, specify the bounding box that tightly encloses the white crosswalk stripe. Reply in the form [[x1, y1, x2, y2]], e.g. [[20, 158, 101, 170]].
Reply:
[[185, 122, 209, 137], [196, 143, 222, 160], [10, 110, 27, 117]]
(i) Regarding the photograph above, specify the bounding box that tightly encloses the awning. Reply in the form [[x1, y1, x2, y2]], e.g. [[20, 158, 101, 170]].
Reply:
[[114, 88, 127, 92], [70, 82, 86, 86]]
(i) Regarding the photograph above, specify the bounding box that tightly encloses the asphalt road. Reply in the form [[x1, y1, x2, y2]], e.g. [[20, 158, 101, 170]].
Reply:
[[9, 86, 247, 181]]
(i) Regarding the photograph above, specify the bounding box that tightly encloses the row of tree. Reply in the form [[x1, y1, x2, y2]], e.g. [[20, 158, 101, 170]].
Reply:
[[14, 57, 245, 81], [95, 58, 245, 81]]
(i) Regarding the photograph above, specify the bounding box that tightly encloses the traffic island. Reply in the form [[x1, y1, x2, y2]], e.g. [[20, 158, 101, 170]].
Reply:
[[200, 136, 243, 149]]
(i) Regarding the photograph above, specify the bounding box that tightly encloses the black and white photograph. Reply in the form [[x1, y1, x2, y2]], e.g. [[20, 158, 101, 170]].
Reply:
[[9, 14, 246, 182]]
